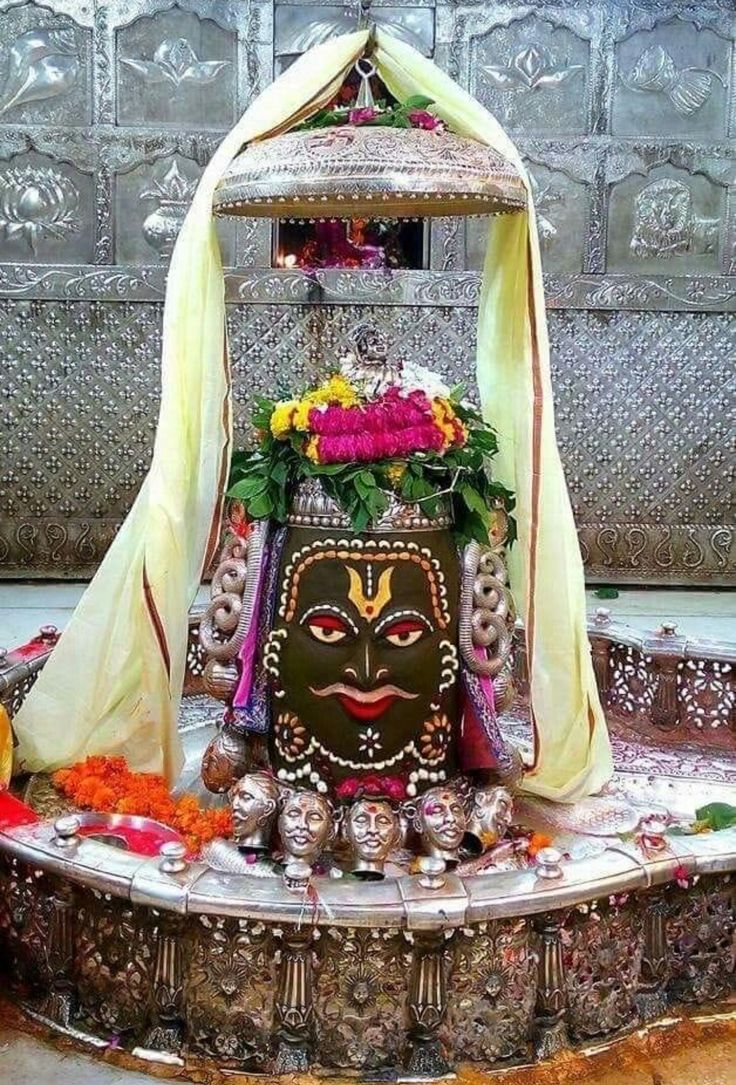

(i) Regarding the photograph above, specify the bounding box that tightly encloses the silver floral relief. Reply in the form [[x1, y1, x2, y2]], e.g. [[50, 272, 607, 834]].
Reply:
[[613, 21, 730, 137], [0, 6, 90, 126], [443, 919, 536, 1062], [313, 927, 411, 1069], [0, 151, 93, 262], [469, 17, 591, 135], [608, 166, 723, 276], [115, 8, 237, 128]]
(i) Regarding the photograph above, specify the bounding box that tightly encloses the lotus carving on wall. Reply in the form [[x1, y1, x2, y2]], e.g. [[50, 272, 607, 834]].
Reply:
[[483, 44, 584, 92], [0, 165, 79, 252], [121, 37, 230, 91]]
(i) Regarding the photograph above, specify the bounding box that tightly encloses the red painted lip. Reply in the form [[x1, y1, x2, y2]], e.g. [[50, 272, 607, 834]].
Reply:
[[337, 693, 398, 721]]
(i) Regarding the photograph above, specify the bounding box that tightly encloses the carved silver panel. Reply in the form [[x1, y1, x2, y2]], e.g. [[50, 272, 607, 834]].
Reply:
[[275, 2, 435, 73], [476, 26, 590, 133], [0, 0, 734, 586], [0, 150, 94, 263], [114, 153, 235, 265], [115, 8, 238, 129], [612, 19, 731, 139], [608, 163, 725, 277], [467, 158, 592, 275], [1, 298, 733, 587], [0, 3, 92, 127]]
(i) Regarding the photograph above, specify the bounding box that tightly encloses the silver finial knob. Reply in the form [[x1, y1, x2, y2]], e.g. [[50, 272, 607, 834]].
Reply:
[[535, 846, 564, 880], [660, 621, 677, 636], [417, 855, 446, 890], [159, 840, 188, 874], [594, 607, 611, 625], [54, 814, 81, 848], [39, 624, 59, 643]]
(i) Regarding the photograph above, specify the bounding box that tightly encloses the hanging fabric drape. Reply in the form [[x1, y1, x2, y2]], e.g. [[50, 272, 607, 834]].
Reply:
[[373, 33, 612, 800], [13, 29, 612, 802]]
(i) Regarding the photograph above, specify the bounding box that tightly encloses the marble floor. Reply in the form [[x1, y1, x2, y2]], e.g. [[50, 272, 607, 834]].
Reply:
[[0, 581, 734, 649]]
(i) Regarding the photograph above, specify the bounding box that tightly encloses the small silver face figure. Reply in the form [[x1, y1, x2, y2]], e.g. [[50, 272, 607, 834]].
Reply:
[[464, 786, 514, 856], [415, 786, 466, 864], [345, 799, 402, 879], [229, 771, 280, 851], [278, 789, 334, 863]]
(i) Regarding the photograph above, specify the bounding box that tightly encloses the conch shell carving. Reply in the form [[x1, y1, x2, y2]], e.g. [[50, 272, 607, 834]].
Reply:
[[0, 27, 79, 117]]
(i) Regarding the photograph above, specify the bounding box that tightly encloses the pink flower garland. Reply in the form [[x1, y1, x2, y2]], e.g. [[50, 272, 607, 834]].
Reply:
[[308, 387, 431, 436], [305, 386, 455, 463], [313, 423, 445, 465]]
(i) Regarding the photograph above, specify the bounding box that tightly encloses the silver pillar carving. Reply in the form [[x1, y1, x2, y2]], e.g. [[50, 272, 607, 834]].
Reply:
[[143, 912, 184, 1054], [636, 893, 669, 1022], [533, 914, 569, 1059], [39, 878, 76, 1028], [651, 655, 681, 730], [590, 635, 612, 701], [405, 930, 452, 1078], [274, 926, 314, 1073]]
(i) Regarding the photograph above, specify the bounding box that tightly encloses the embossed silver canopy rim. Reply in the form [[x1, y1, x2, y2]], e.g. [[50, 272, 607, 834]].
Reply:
[[213, 125, 527, 220]]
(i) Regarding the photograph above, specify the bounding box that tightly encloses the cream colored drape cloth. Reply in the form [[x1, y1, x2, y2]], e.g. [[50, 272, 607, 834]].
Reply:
[[375, 33, 612, 800], [13, 29, 612, 801]]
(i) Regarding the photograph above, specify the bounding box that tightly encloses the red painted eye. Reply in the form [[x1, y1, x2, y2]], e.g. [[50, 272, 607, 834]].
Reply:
[[382, 618, 426, 647], [307, 613, 350, 644]]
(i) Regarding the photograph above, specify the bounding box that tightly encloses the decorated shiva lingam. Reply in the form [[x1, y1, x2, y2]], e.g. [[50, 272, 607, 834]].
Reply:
[[199, 322, 520, 879]]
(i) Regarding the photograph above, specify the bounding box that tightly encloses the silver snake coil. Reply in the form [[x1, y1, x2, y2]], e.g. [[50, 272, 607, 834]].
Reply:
[[199, 522, 267, 664], [459, 540, 515, 678]]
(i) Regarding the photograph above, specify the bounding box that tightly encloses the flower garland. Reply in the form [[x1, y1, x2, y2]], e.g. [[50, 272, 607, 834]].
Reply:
[[53, 756, 232, 854], [229, 373, 515, 547], [297, 94, 445, 133], [274, 383, 467, 466]]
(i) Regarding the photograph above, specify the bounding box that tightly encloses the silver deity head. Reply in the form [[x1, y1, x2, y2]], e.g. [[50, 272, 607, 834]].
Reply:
[[278, 788, 335, 863], [344, 798, 402, 879], [229, 771, 281, 851], [340, 322, 402, 396], [414, 786, 466, 865], [464, 786, 514, 857]]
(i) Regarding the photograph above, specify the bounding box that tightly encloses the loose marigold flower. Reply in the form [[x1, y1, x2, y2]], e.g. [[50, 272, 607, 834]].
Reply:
[[527, 832, 553, 857], [52, 756, 233, 857]]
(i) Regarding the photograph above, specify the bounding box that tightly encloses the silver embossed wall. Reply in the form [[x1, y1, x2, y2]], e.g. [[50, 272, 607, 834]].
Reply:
[[0, 0, 734, 585]]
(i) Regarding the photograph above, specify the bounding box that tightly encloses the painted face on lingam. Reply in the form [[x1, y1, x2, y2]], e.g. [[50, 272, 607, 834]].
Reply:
[[266, 528, 460, 798]]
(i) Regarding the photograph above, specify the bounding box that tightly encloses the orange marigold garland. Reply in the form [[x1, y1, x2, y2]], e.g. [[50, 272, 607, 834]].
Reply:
[[53, 755, 232, 854]]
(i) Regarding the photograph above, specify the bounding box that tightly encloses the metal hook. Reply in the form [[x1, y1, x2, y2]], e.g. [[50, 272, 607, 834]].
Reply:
[[356, 0, 373, 29], [354, 56, 377, 109]]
